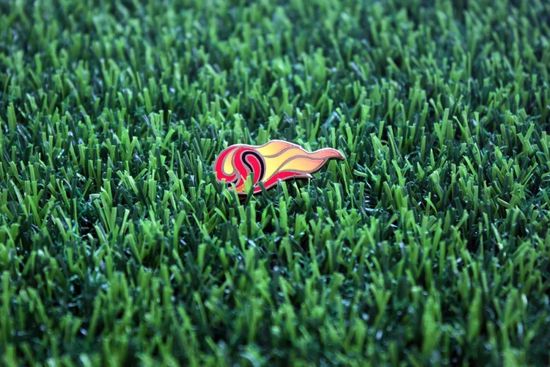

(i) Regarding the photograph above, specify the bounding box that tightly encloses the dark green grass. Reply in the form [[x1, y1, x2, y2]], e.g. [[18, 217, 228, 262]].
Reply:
[[0, 0, 549, 365]]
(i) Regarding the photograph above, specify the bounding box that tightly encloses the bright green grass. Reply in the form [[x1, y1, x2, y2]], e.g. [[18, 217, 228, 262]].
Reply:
[[0, 0, 549, 366]]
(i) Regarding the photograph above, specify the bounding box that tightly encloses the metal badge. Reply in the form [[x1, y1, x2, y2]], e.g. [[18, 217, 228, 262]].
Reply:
[[214, 140, 344, 194]]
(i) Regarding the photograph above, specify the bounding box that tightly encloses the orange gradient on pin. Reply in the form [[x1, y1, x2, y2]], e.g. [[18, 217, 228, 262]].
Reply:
[[214, 140, 345, 194]]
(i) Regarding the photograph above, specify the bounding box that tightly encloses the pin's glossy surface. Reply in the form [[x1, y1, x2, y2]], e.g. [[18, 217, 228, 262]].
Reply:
[[214, 140, 345, 194]]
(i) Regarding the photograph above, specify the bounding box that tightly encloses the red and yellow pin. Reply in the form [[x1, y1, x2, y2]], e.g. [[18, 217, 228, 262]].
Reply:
[[214, 140, 344, 194]]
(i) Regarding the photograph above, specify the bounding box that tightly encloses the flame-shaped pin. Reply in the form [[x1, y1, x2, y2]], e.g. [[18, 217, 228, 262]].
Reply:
[[214, 140, 344, 194]]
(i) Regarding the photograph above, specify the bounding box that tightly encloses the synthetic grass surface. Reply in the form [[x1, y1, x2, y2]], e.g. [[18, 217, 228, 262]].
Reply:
[[0, 0, 549, 366]]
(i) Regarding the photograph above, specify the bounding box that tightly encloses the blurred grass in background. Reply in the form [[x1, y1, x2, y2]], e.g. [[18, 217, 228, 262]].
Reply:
[[0, 0, 549, 365]]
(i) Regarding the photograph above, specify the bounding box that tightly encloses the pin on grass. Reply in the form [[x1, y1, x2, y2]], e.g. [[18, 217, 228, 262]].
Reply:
[[0, 0, 549, 366], [214, 140, 345, 194]]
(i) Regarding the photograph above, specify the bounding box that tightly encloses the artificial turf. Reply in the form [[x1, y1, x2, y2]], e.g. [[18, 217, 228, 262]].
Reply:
[[0, 0, 549, 365]]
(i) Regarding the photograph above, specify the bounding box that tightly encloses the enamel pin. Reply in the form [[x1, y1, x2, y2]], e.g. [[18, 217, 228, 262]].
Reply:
[[214, 140, 345, 194]]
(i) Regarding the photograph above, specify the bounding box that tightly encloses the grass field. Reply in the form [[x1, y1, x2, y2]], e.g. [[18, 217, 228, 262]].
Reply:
[[0, 0, 549, 365]]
